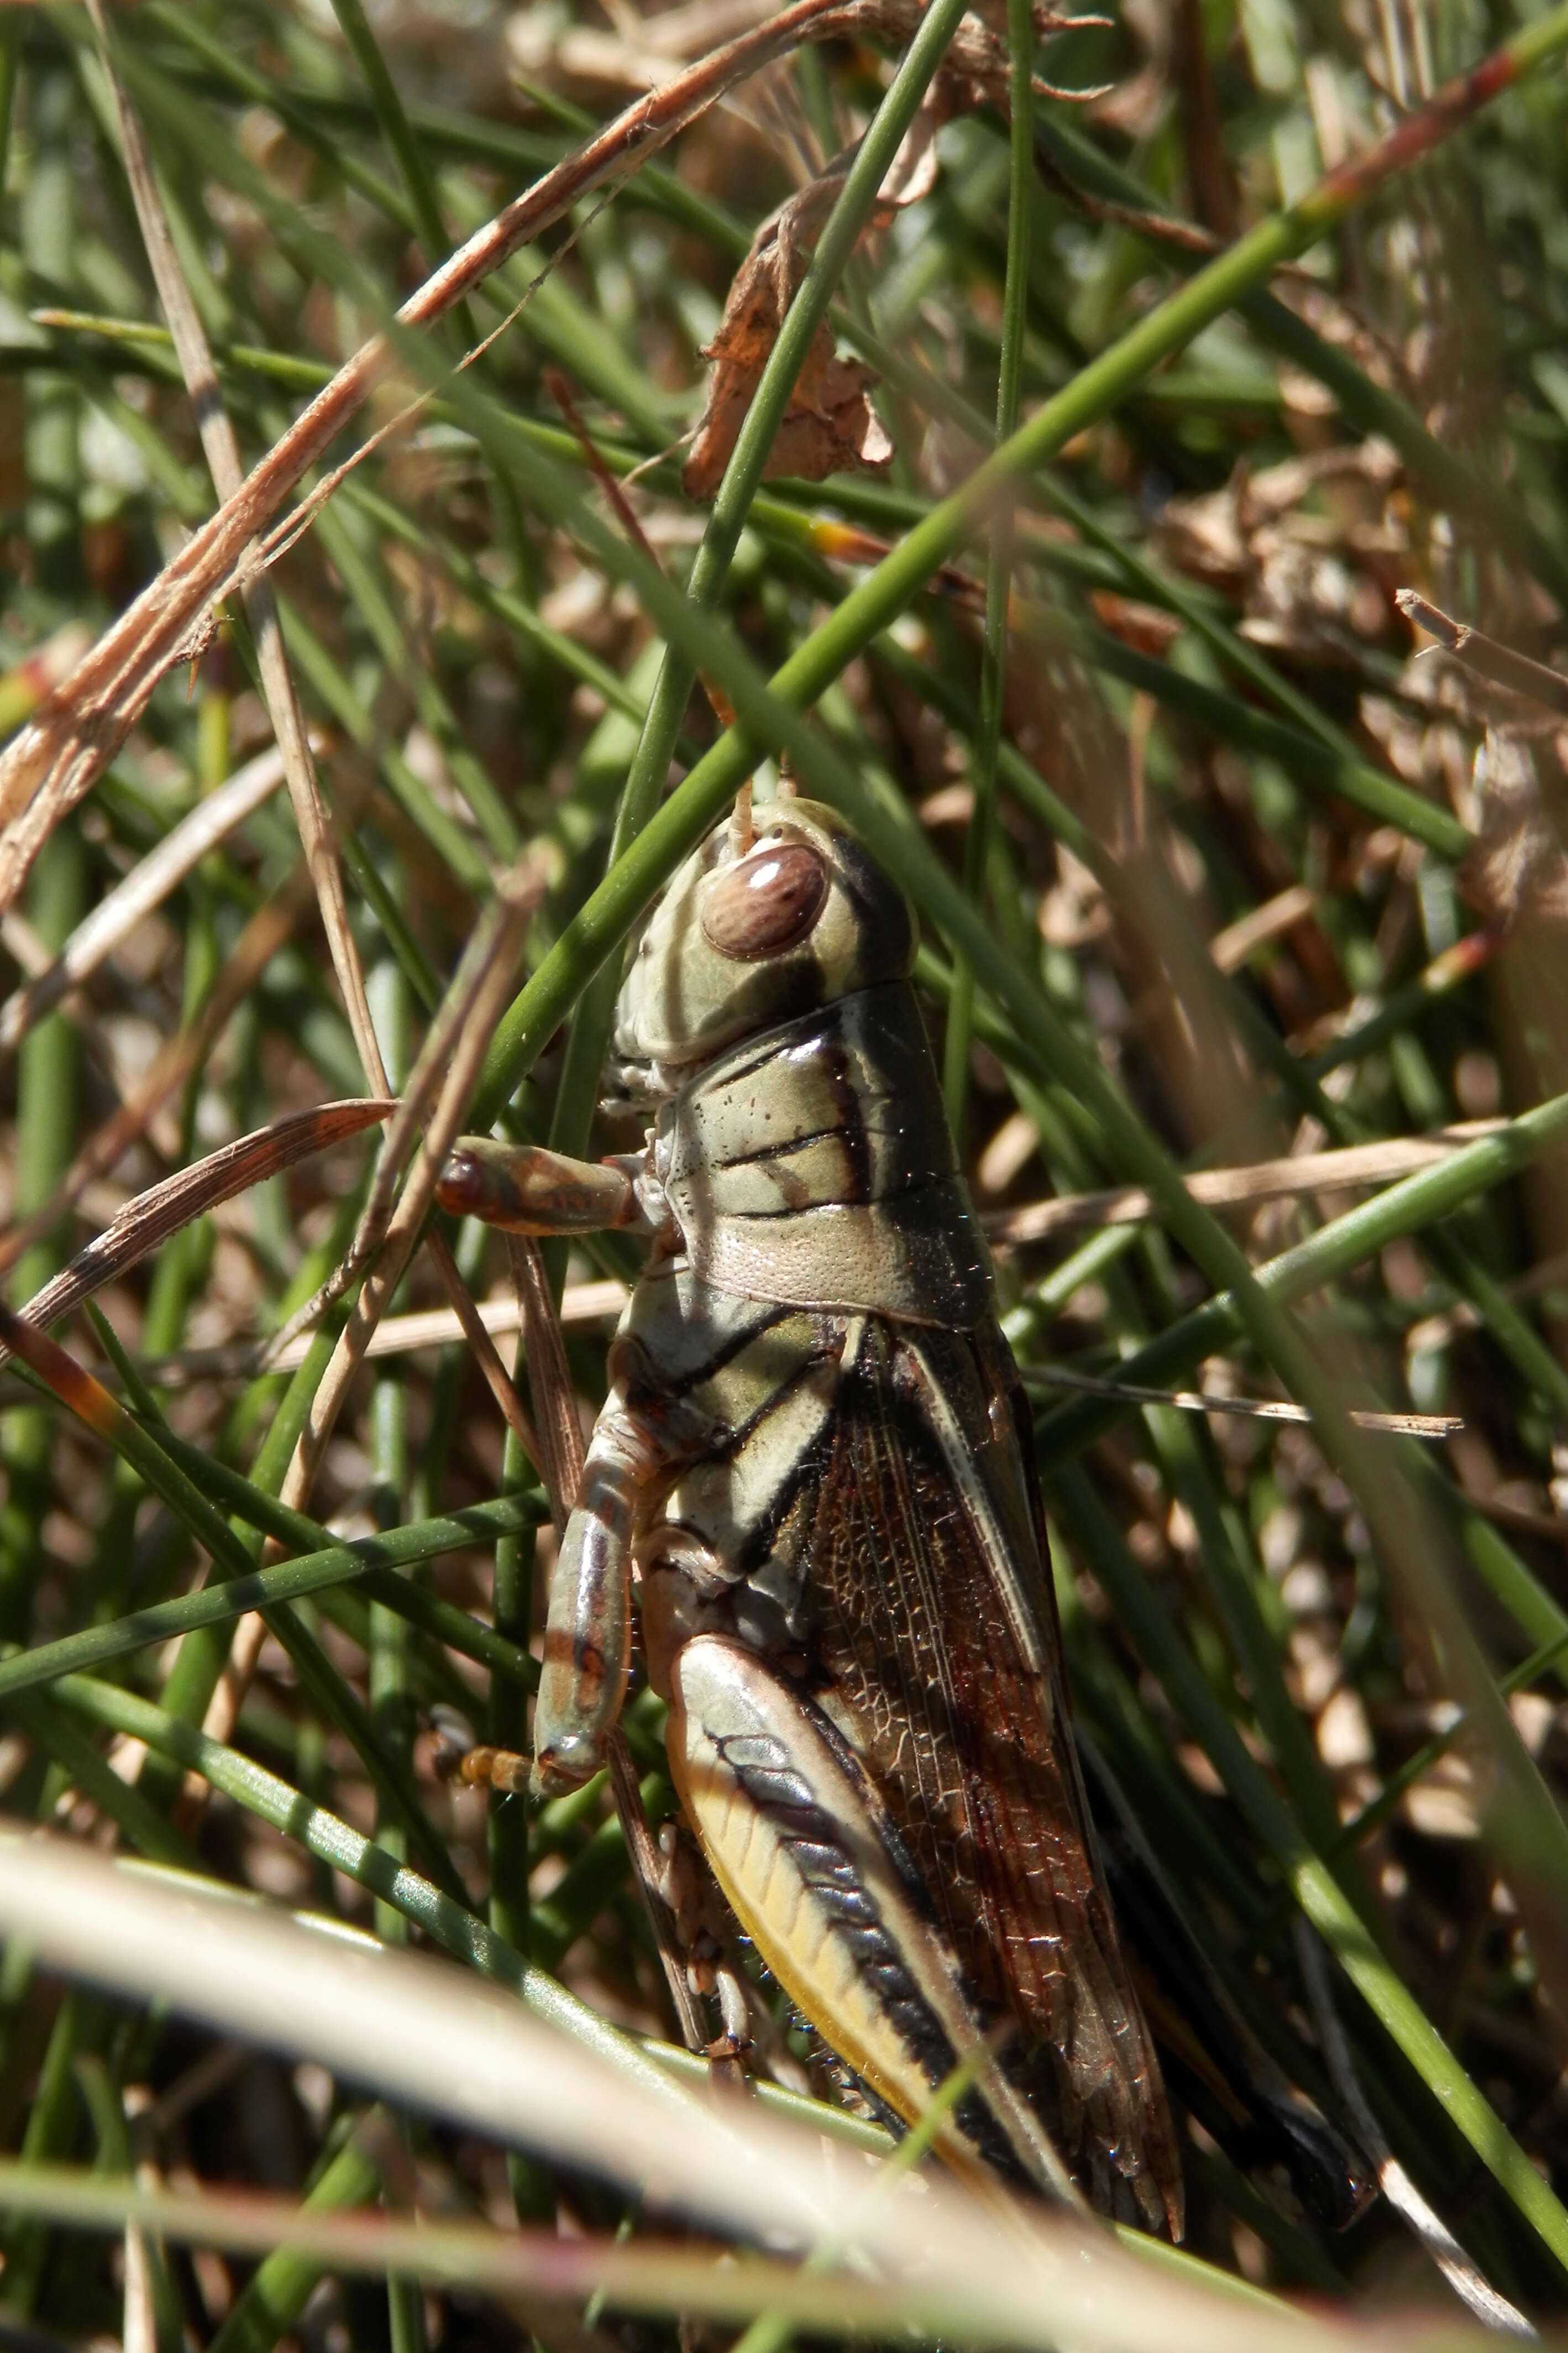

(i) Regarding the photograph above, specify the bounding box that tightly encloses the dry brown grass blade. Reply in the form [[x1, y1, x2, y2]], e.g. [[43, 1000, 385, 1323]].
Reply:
[[985, 1123, 1509, 1243], [606, 1725, 712, 2056], [1171, 0, 1236, 237], [503, 1231, 584, 1530], [423, 1223, 543, 1467], [82, 0, 389, 1096], [547, 367, 737, 726], [0, 739, 295, 1060], [251, 849, 560, 1523], [1206, 882, 1317, 974], [1020, 1364, 1462, 1439], [0, 1099, 394, 1368], [0, 865, 317, 1283], [201, 864, 546, 1749], [545, 371, 662, 588], [282, 866, 545, 1477], [259, 844, 554, 1389], [1029, 130, 1220, 255], [1398, 588, 1568, 718], [133, 1283, 628, 1388], [254, 1200, 547, 1570], [0, 0, 910, 916], [265, 921, 520, 1366]]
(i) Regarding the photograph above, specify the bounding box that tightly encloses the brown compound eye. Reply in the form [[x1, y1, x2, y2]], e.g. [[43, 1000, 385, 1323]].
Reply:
[[699, 835, 829, 960]]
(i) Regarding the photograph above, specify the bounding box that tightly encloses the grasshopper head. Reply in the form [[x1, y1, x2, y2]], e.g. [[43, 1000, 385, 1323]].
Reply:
[[613, 798, 915, 1078]]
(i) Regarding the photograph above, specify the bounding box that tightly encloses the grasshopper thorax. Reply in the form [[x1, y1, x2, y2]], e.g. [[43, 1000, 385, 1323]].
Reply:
[[611, 800, 916, 1090]]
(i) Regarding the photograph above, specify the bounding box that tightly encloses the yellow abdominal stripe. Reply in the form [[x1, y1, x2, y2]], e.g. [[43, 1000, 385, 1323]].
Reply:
[[666, 1634, 1069, 2200]]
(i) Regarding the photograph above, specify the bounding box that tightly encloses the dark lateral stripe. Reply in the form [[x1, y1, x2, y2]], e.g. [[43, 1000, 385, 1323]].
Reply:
[[707, 1174, 970, 1226], [714, 1731, 1025, 2182], [707, 1120, 851, 1172], [819, 1031, 873, 1202], [655, 1301, 800, 1401], [731, 1406, 834, 1573], [732, 1467, 814, 1578], [696, 1007, 842, 1085]]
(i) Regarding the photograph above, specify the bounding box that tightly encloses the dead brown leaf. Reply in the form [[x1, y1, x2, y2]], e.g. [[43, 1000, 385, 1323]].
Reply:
[[682, 181, 893, 497], [680, 0, 1113, 496], [1088, 590, 1184, 658]]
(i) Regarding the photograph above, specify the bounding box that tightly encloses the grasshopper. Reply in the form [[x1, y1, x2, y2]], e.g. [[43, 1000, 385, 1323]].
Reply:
[[440, 793, 1184, 2232]]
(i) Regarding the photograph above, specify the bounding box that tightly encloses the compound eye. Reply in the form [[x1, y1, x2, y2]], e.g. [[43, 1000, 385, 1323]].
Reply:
[[699, 835, 829, 960]]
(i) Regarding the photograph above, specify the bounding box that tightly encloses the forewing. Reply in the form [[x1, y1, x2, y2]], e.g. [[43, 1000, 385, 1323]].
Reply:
[[805, 1316, 1183, 2235]]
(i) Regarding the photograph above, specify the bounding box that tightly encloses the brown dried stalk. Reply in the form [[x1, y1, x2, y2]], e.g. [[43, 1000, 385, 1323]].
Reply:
[[0, 866, 318, 1282], [1020, 1366, 1460, 1440], [985, 1122, 1508, 1243], [82, 0, 389, 1096], [1397, 588, 1568, 718], [245, 855, 554, 1474], [130, 1283, 628, 1389], [0, 740, 294, 1060], [0, 1100, 392, 1371], [200, 860, 546, 1749], [287, 869, 541, 1477], [503, 1232, 584, 1533], [85, 9, 555, 1523], [261, 875, 545, 1371], [0, 0, 924, 917], [547, 368, 740, 728]]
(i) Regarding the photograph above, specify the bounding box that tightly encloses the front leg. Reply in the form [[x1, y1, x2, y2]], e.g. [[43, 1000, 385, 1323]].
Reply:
[[437, 1137, 655, 1236]]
